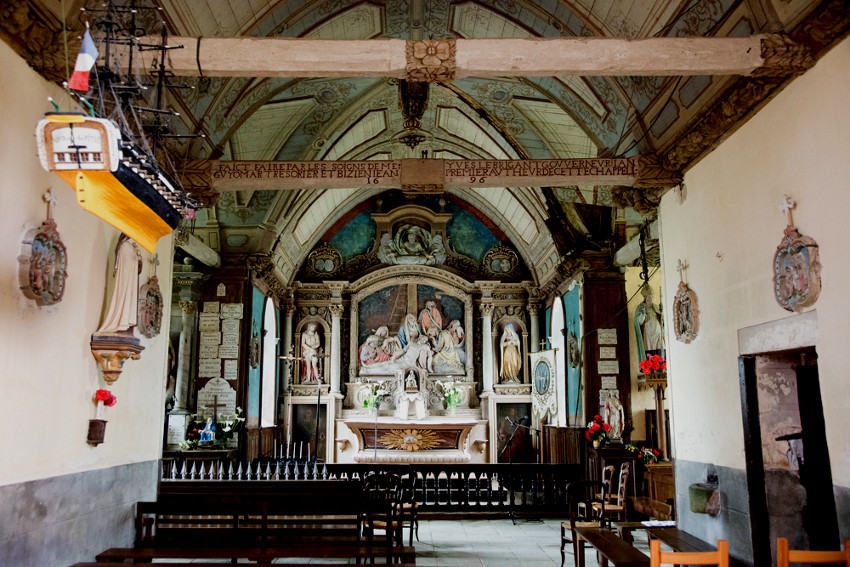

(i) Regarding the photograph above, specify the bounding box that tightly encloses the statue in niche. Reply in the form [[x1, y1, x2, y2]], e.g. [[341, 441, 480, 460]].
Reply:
[[97, 234, 143, 334], [499, 324, 522, 383], [405, 370, 418, 390], [603, 390, 625, 440], [377, 224, 446, 266], [301, 322, 323, 383], [634, 285, 664, 358]]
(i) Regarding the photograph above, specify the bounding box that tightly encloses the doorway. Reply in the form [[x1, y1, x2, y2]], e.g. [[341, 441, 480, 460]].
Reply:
[[739, 347, 840, 567]]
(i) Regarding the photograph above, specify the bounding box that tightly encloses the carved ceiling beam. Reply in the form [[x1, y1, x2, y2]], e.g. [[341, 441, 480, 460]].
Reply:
[[137, 35, 811, 81], [183, 156, 683, 194]]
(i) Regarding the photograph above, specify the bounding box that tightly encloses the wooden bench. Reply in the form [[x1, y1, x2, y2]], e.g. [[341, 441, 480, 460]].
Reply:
[[93, 543, 416, 563], [647, 527, 716, 553], [575, 527, 650, 567], [76, 564, 417, 567], [138, 479, 364, 547]]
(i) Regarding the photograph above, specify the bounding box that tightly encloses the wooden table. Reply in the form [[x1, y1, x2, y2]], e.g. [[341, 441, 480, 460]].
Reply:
[[574, 527, 650, 567]]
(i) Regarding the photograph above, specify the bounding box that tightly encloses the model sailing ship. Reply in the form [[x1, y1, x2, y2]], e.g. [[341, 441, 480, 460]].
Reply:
[[35, 4, 195, 253]]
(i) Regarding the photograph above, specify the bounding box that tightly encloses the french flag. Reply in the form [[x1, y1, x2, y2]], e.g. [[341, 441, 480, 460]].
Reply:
[[68, 29, 98, 92]]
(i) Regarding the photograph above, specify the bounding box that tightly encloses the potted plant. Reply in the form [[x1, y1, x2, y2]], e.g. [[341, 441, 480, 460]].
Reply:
[[438, 380, 462, 414], [363, 382, 387, 414], [639, 354, 667, 375], [626, 443, 660, 465]]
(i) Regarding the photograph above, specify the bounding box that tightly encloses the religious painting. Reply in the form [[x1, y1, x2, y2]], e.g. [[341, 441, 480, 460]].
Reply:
[[496, 403, 535, 463], [673, 281, 699, 343], [497, 321, 523, 383], [773, 226, 821, 312], [18, 219, 68, 306], [357, 284, 466, 376], [292, 404, 327, 462]]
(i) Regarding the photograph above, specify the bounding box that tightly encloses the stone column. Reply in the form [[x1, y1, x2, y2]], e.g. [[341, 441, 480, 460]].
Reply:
[[281, 301, 295, 390], [528, 303, 541, 352], [174, 300, 197, 412], [480, 302, 494, 392], [329, 304, 344, 394]]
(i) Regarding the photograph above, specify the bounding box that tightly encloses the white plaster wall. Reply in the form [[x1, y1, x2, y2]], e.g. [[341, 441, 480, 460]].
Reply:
[[0, 41, 172, 486], [659, 38, 850, 485]]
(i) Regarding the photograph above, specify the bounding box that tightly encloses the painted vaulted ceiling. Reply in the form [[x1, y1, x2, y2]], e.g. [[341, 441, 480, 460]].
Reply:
[[3, 0, 845, 291]]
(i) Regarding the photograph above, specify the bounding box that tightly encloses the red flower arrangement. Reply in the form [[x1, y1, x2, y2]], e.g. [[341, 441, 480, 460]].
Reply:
[[639, 354, 667, 375], [94, 389, 117, 407], [585, 414, 611, 444], [626, 444, 660, 465]]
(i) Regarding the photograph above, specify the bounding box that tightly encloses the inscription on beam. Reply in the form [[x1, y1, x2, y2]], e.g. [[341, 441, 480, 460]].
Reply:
[[207, 157, 651, 192]]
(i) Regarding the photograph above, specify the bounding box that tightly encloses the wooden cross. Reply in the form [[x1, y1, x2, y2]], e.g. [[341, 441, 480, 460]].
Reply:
[[780, 194, 796, 227], [205, 395, 227, 423], [675, 259, 688, 283], [43, 188, 58, 220]]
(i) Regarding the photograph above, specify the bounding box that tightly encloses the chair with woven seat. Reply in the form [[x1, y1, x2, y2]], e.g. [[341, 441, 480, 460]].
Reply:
[[597, 465, 615, 500], [361, 472, 404, 547], [594, 462, 629, 523], [650, 539, 729, 567], [777, 537, 850, 567], [396, 474, 420, 546], [561, 481, 607, 567]]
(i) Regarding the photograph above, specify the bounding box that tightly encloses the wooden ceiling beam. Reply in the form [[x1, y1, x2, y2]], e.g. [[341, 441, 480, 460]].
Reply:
[[146, 35, 809, 80]]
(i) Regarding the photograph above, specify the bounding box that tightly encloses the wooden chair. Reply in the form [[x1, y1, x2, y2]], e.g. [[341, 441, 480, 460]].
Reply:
[[361, 472, 404, 546], [650, 538, 729, 567], [396, 474, 420, 546], [561, 481, 607, 567], [594, 462, 629, 523], [598, 465, 615, 500], [777, 537, 850, 567]]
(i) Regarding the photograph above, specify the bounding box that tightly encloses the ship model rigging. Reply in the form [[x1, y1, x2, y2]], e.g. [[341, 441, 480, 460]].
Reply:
[[35, 3, 197, 253]]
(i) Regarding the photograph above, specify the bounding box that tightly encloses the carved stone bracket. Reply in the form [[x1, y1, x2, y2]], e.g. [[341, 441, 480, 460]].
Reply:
[[406, 39, 457, 82], [247, 254, 287, 302], [610, 186, 669, 215], [91, 333, 145, 385], [538, 257, 590, 297], [752, 34, 815, 78], [631, 154, 683, 189]]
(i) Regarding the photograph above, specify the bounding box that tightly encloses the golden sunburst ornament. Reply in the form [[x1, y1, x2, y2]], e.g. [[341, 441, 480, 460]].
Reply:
[[380, 428, 441, 451]]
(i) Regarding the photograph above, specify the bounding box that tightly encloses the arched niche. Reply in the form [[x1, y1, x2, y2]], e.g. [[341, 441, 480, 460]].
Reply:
[[293, 317, 331, 385], [348, 265, 474, 383]]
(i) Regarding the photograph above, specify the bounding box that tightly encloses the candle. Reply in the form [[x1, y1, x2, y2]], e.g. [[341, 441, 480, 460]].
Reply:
[[299, 442, 303, 460], [307, 443, 311, 462], [286, 443, 290, 460]]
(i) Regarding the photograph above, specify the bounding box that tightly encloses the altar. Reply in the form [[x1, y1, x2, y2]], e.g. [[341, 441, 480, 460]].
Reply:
[[344, 417, 480, 463]]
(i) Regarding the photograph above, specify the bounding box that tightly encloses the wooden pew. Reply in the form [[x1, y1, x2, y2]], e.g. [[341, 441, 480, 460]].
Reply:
[[93, 543, 416, 563], [138, 479, 364, 547], [574, 526, 650, 567], [647, 527, 716, 553]]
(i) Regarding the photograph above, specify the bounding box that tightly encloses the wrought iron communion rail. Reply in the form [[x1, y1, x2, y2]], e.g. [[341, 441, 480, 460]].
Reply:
[[160, 461, 581, 514]]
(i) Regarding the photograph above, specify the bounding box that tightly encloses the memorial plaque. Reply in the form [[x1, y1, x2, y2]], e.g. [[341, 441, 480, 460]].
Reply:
[[599, 346, 617, 359], [221, 319, 240, 335], [197, 377, 237, 417], [600, 376, 618, 390], [200, 332, 221, 346], [203, 301, 220, 313], [199, 344, 219, 358], [220, 303, 244, 319], [597, 329, 617, 344], [219, 345, 239, 359], [597, 360, 620, 374], [199, 313, 220, 332], [166, 413, 189, 445], [224, 360, 238, 381], [198, 358, 221, 378], [221, 333, 240, 346]]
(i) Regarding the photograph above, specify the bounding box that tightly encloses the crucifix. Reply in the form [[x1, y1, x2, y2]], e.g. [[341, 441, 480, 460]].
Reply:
[[539, 339, 548, 351], [675, 259, 688, 283], [203, 395, 227, 445], [43, 188, 58, 220], [780, 194, 796, 227]]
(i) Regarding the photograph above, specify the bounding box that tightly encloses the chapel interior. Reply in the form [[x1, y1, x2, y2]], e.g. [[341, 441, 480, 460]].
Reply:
[[1, 1, 849, 566]]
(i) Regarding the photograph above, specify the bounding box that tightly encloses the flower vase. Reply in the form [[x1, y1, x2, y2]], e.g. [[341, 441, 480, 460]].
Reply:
[[87, 419, 107, 446], [592, 439, 600, 448], [446, 405, 457, 416]]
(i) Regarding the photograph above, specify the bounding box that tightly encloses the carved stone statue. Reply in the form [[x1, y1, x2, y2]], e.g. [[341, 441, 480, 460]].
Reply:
[[499, 324, 522, 383], [301, 322, 323, 383], [377, 224, 446, 265], [96, 234, 142, 334], [604, 391, 625, 440], [634, 286, 664, 357]]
